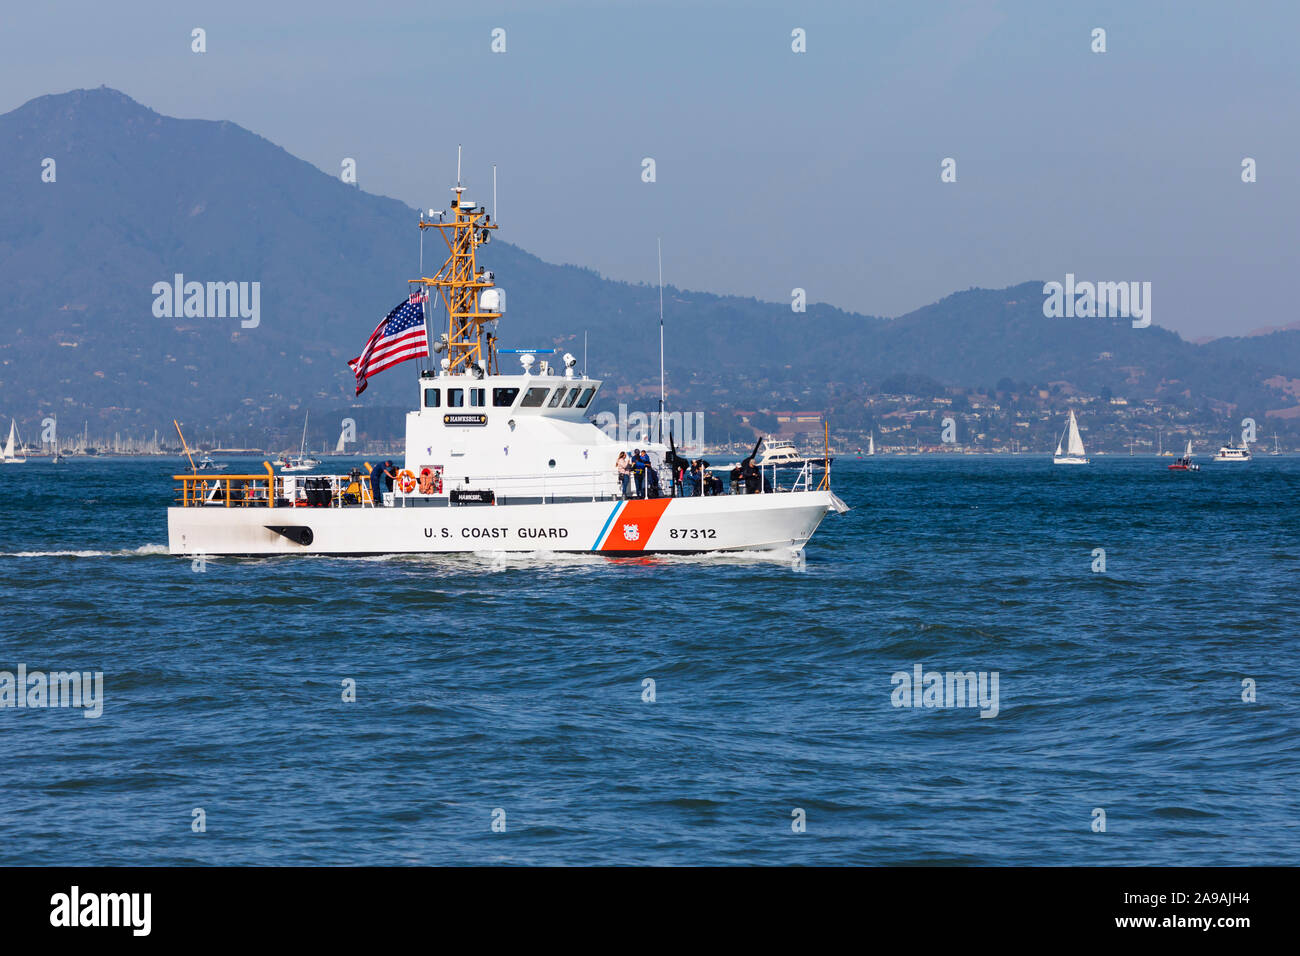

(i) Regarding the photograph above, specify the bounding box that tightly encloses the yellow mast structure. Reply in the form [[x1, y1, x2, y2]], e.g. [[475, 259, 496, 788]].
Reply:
[[410, 183, 499, 376]]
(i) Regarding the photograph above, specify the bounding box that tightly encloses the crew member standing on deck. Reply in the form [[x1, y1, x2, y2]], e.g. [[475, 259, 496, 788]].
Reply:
[[631, 449, 648, 498], [700, 460, 721, 496], [684, 460, 701, 497], [369, 460, 397, 505]]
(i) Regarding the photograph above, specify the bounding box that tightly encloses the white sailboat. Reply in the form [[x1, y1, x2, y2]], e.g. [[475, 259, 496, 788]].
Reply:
[[279, 412, 322, 472], [334, 426, 349, 455], [866, 433, 875, 456], [1053, 409, 1089, 465], [2, 419, 27, 464]]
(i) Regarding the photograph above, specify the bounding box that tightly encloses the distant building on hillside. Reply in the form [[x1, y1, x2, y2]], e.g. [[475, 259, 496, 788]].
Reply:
[[770, 410, 825, 435]]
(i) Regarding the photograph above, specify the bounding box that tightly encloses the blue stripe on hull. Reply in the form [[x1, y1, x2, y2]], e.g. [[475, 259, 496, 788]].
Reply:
[[591, 501, 624, 550]]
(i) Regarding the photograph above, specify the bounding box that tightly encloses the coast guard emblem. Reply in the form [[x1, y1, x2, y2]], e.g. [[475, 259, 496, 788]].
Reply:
[[622, 524, 640, 542]]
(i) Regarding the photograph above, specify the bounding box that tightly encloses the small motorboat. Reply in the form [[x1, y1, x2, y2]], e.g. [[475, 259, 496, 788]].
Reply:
[[1168, 440, 1200, 472], [277, 454, 319, 472]]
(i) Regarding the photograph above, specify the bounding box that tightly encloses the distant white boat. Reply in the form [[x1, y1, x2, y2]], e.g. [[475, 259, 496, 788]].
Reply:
[[1270, 434, 1281, 456], [1213, 439, 1251, 462], [2, 419, 27, 464], [195, 454, 228, 472], [278, 455, 318, 472], [755, 436, 832, 469], [279, 412, 321, 472], [867, 433, 875, 456], [334, 426, 348, 454], [1053, 409, 1089, 465]]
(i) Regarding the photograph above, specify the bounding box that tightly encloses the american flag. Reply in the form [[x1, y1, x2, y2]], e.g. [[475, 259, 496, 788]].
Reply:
[[347, 298, 429, 395]]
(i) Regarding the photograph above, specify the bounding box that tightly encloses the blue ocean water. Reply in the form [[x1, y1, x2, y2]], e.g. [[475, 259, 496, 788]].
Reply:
[[0, 457, 1296, 865]]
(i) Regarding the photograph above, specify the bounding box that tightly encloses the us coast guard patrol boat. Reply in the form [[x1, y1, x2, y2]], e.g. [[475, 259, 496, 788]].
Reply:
[[167, 178, 848, 557]]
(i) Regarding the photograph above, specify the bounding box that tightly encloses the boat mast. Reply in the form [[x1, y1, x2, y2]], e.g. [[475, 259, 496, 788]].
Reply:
[[412, 147, 500, 377], [657, 238, 665, 444], [418, 207, 427, 377]]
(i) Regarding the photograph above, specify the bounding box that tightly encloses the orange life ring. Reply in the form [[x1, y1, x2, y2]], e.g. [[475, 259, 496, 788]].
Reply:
[[396, 469, 418, 493]]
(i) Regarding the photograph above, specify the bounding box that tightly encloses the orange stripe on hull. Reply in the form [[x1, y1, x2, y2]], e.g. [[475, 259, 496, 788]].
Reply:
[[598, 498, 671, 551]]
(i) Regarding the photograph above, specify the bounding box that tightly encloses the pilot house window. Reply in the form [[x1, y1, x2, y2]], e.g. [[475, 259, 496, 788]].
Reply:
[[576, 386, 596, 408], [547, 388, 565, 408], [520, 387, 551, 408], [493, 387, 520, 407], [561, 388, 581, 408], [424, 388, 441, 408], [447, 389, 465, 407], [469, 388, 485, 407]]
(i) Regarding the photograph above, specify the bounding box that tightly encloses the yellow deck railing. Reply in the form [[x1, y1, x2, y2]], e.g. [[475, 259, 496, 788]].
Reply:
[[174, 462, 277, 507], [174, 462, 378, 508]]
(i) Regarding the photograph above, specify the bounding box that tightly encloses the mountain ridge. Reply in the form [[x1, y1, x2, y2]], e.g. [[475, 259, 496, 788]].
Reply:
[[2, 88, 1299, 448]]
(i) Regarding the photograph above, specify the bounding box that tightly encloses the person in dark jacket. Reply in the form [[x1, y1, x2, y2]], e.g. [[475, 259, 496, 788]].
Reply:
[[370, 460, 396, 504], [701, 461, 722, 496], [741, 457, 762, 495], [664, 447, 690, 497], [631, 449, 648, 497], [684, 460, 702, 496]]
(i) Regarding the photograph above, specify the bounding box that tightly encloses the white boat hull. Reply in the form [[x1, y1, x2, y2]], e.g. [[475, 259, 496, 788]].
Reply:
[[168, 490, 845, 556], [1053, 456, 1089, 465]]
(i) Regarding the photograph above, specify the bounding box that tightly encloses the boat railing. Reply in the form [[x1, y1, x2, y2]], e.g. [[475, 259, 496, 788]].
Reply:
[[173, 459, 828, 508], [174, 463, 280, 507], [393, 469, 617, 506]]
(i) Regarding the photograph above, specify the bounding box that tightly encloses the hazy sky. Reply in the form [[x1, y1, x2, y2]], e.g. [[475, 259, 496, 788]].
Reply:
[[2, 0, 1296, 339]]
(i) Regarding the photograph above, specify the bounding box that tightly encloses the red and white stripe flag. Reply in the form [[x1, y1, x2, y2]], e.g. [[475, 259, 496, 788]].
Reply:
[[347, 298, 429, 395]]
